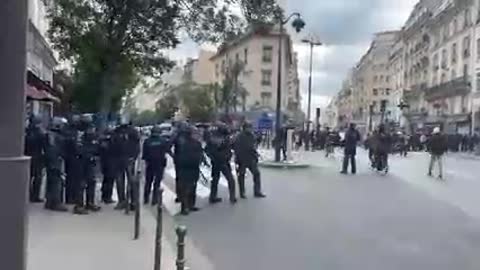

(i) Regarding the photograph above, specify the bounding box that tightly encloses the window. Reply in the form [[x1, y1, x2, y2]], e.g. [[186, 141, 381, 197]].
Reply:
[[373, 75, 378, 82], [453, 18, 458, 34], [464, 35, 471, 58], [477, 38, 480, 61], [235, 53, 239, 62], [373, 88, 378, 96], [441, 73, 446, 83], [433, 53, 439, 70], [262, 45, 273, 63], [464, 64, 469, 78], [386, 76, 390, 83], [385, 88, 391, 96], [244, 48, 248, 64], [452, 43, 457, 63], [476, 72, 480, 92], [215, 64, 219, 77], [441, 49, 448, 68], [451, 68, 456, 79], [261, 69, 272, 86], [380, 75, 384, 82], [465, 9, 472, 27], [261, 92, 272, 107]]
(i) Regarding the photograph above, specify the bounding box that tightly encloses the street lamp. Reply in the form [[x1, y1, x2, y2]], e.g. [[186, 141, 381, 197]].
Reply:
[[274, 11, 306, 162], [301, 37, 322, 151]]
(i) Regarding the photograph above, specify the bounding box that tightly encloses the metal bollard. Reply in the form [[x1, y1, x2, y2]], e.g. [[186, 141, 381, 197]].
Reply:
[[153, 188, 164, 270], [175, 226, 187, 270], [133, 175, 141, 240]]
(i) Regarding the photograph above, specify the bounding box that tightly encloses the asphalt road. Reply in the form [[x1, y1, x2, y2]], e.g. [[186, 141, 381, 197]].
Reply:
[[155, 149, 480, 270]]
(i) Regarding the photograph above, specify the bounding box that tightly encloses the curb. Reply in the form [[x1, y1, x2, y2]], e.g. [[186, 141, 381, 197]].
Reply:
[[258, 161, 311, 169]]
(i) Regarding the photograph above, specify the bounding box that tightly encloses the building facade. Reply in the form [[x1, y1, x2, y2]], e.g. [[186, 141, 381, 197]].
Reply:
[[210, 24, 300, 117], [333, 0, 480, 135]]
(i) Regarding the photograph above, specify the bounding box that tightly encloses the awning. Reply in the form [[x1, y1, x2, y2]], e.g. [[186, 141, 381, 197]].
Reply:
[[26, 85, 60, 103]]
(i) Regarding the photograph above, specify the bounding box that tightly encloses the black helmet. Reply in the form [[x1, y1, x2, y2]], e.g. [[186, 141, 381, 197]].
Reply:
[[242, 121, 253, 130]]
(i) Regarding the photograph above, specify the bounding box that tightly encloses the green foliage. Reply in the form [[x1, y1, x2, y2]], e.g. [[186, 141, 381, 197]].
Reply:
[[44, 0, 281, 115], [178, 83, 215, 122], [155, 92, 178, 121]]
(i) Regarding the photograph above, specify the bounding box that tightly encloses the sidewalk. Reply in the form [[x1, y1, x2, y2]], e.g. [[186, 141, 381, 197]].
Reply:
[[27, 203, 176, 270]]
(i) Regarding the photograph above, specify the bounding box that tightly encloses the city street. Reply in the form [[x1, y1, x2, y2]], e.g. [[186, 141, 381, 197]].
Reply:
[[155, 149, 480, 270]]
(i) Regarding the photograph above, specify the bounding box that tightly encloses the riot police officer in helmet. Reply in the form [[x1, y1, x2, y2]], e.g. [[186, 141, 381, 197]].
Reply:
[[74, 121, 101, 215], [63, 114, 82, 204], [205, 122, 237, 204], [234, 122, 266, 198], [175, 125, 205, 215], [142, 125, 170, 205], [25, 115, 46, 203], [99, 126, 116, 204], [111, 115, 140, 210], [44, 117, 69, 212]]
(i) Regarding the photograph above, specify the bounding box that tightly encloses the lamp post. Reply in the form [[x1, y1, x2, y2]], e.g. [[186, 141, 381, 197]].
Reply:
[[1, 1, 30, 270], [302, 37, 322, 151], [274, 11, 305, 162]]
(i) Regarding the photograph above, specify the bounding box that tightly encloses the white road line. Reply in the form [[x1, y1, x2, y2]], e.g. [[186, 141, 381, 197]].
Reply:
[[160, 182, 179, 216]]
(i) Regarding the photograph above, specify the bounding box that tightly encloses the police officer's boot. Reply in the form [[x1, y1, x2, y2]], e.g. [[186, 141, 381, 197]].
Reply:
[[114, 201, 127, 210], [209, 197, 222, 204], [73, 205, 89, 215], [151, 192, 159, 205], [86, 204, 101, 212]]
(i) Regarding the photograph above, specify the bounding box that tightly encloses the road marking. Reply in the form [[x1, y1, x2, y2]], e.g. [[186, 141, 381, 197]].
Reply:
[[160, 182, 180, 216]]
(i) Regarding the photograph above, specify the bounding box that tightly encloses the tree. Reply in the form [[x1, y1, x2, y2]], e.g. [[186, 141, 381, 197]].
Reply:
[[179, 83, 215, 122], [44, 0, 281, 124], [155, 92, 178, 121]]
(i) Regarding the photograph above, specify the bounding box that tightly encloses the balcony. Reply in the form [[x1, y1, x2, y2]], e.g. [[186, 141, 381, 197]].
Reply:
[[424, 77, 470, 101]]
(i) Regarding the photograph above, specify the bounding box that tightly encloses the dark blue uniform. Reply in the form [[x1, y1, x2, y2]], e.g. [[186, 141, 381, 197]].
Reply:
[[74, 129, 101, 213], [175, 132, 204, 215], [25, 123, 46, 202], [99, 131, 115, 203], [63, 124, 82, 204], [111, 124, 140, 209], [205, 127, 236, 204], [234, 129, 264, 198], [44, 129, 68, 211], [142, 132, 170, 205]]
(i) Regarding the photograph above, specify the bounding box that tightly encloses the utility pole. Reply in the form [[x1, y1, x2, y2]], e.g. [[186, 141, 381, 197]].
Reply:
[[0, 1, 30, 270], [302, 38, 322, 151]]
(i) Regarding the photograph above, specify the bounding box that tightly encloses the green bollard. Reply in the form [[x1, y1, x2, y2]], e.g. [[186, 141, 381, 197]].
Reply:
[[153, 188, 163, 270], [175, 226, 187, 270]]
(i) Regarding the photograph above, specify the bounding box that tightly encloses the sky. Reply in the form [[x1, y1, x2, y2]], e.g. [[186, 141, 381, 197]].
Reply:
[[166, 0, 419, 115]]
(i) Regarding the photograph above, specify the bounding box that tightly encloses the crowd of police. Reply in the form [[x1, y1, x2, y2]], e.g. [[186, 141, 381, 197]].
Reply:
[[25, 115, 265, 216]]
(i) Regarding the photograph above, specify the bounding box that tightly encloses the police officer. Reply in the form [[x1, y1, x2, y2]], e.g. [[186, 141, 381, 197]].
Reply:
[[205, 122, 237, 204], [175, 126, 204, 215], [63, 115, 82, 204], [25, 115, 46, 202], [74, 120, 101, 215], [111, 116, 140, 210], [99, 127, 116, 204], [142, 125, 170, 205], [171, 121, 190, 203], [44, 117, 68, 212], [234, 122, 266, 199]]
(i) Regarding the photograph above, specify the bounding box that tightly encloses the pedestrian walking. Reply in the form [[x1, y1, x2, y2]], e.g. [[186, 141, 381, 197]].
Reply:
[[340, 123, 361, 175], [427, 127, 448, 180]]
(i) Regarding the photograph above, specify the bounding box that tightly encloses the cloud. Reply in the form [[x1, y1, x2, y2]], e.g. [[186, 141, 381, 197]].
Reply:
[[286, 0, 418, 111]]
